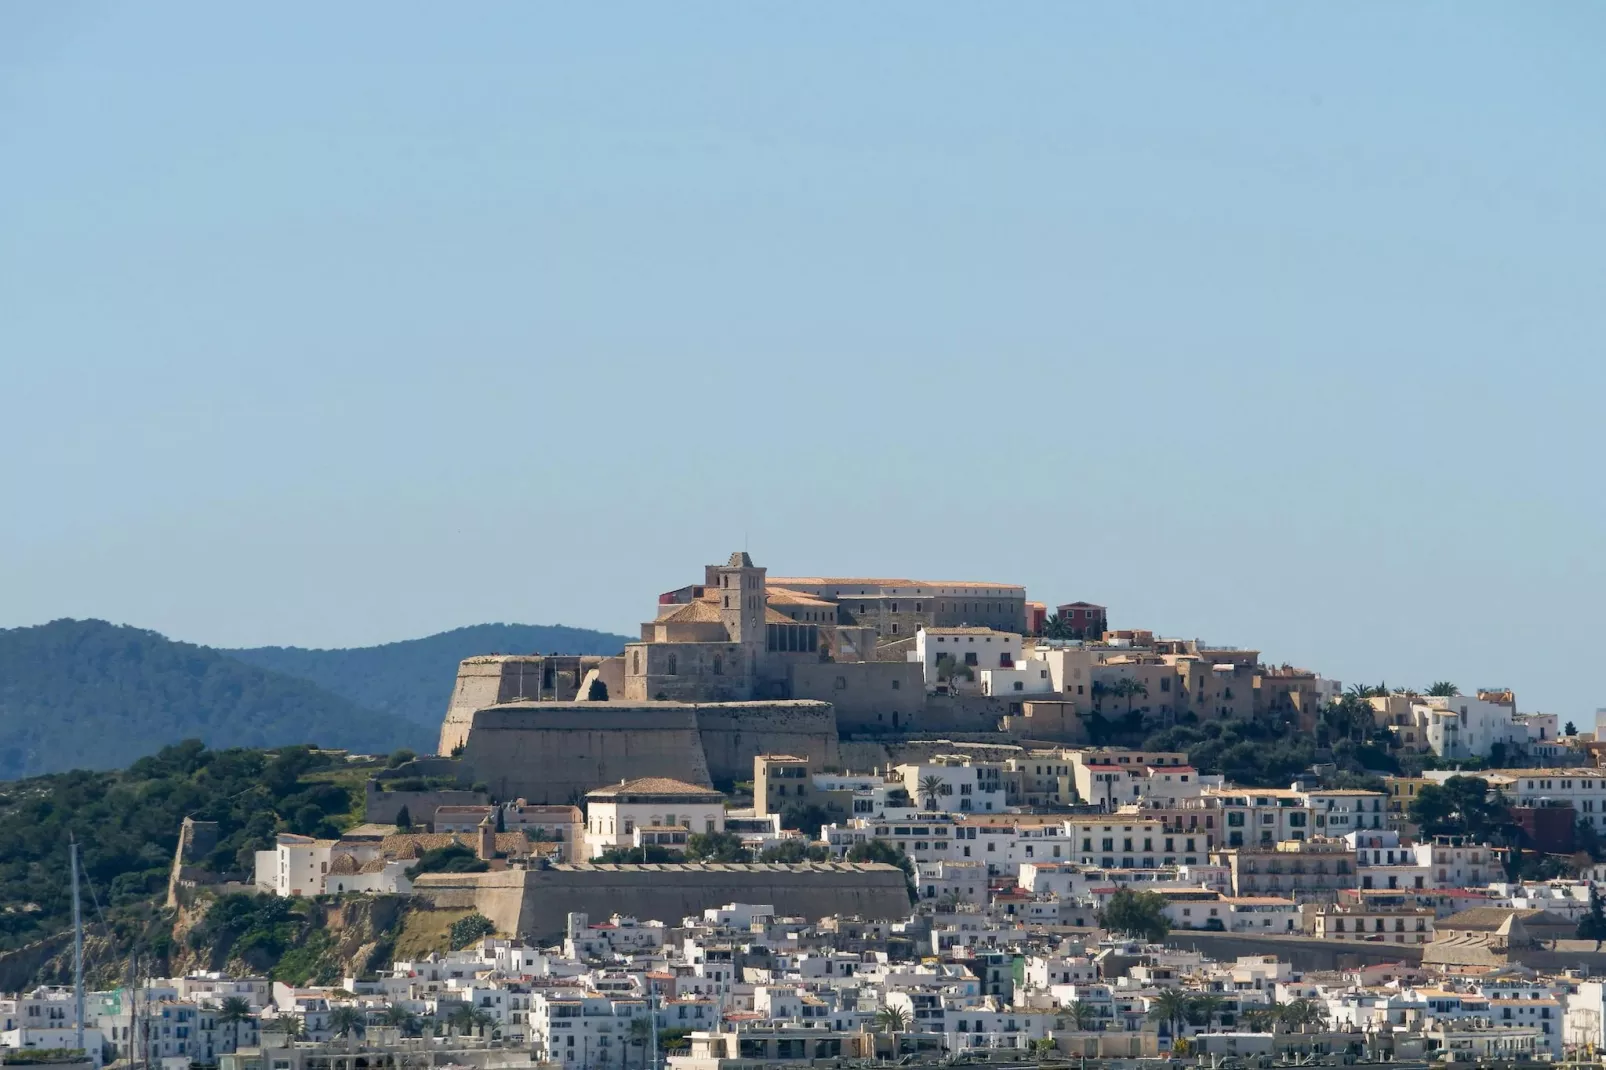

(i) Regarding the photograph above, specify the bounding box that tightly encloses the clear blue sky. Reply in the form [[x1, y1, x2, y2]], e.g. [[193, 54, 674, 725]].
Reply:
[[3, 5, 1603, 716]]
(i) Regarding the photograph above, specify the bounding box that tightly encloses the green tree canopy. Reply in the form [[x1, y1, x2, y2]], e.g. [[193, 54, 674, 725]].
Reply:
[[1408, 776, 1510, 841], [1099, 888, 1170, 942], [685, 831, 749, 863]]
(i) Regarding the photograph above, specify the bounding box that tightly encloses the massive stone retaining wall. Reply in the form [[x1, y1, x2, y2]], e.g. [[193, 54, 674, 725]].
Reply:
[[455, 700, 838, 802], [458, 703, 713, 804], [693, 702, 838, 785], [412, 862, 911, 942]]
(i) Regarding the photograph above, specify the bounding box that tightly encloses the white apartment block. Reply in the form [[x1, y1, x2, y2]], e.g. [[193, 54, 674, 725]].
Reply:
[[897, 757, 1006, 814], [914, 627, 1024, 692]]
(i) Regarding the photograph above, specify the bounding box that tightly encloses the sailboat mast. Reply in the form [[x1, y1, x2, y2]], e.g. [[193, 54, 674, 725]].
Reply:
[[70, 838, 85, 1056]]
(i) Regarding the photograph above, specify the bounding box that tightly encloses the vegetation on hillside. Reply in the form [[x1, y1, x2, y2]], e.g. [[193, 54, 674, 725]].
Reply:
[[0, 620, 424, 778], [228, 623, 632, 729], [0, 741, 363, 957]]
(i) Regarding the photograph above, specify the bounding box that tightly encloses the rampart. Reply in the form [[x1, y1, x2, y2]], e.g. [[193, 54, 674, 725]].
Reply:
[[439, 656, 605, 755], [693, 702, 838, 784], [411, 862, 911, 941], [455, 700, 837, 801], [458, 703, 712, 804]]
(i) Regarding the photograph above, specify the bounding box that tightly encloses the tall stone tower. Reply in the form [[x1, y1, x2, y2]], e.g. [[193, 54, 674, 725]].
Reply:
[[713, 551, 767, 645]]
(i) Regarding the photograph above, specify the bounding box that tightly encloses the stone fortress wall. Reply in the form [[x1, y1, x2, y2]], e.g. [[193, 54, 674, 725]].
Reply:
[[411, 862, 911, 941], [455, 699, 839, 802], [439, 655, 606, 755]]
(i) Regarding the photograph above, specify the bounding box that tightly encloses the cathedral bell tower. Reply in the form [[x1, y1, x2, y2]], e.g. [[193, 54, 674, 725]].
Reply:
[[713, 551, 766, 645]]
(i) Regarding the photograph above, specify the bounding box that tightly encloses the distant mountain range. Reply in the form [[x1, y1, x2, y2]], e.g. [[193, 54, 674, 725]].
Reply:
[[228, 623, 631, 729], [0, 620, 632, 780]]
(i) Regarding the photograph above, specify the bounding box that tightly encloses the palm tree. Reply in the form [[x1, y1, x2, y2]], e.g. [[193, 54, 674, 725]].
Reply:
[[217, 997, 253, 1052], [1043, 614, 1073, 640], [1427, 681, 1460, 697], [875, 1004, 911, 1035], [1277, 1000, 1324, 1032], [446, 1004, 478, 1037], [329, 1006, 366, 1046], [470, 1009, 497, 1039], [1187, 995, 1225, 1032], [1147, 990, 1191, 1039], [269, 1014, 305, 1039], [1240, 1008, 1276, 1032], [381, 1005, 423, 1038], [628, 1016, 654, 1069], [1060, 1001, 1099, 1032], [918, 775, 946, 811]]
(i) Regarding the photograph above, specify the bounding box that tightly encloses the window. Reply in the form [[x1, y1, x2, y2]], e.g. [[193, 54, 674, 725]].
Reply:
[[666, 654, 678, 675]]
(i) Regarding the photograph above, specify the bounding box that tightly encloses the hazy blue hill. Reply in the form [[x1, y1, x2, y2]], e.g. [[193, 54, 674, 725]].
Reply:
[[0, 619, 425, 780], [229, 622, 632, 729]]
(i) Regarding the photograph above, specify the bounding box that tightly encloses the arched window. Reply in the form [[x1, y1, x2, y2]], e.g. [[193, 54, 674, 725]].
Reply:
[[667, 654, 678, 675], [632, 650, 641, 674]]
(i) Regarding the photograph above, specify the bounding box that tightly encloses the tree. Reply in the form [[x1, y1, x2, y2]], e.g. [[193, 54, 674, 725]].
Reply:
[[685, 831, 748, 863], [846, 839, 917, 903], [269, 1014, 306, 1038], [1408, 776, 1510, 841], [1147, 990, 1191, 1038], [779, 803, 833, 838], [1566, 721, 1579, 737], [470, 1009, 497, 1039], [1099, 888, 1170, 941], [1239, 1008, 1276, 1032], [628, 1015, 655, 1069], [329, 1006, 366, 1043], [918, 775, 947, 811], [1060, 1000, 1099, 1032], [394, 805, 412, 832], [407, 843, 489, 878], [1187, 995, 1225, 1030], [387, 749, 415, 769], [758, 840, 830, 863], [446, 1005, 478, 1037], [1277, 1000, 1325, 1031], [1579, 888, 1606, 942], [935, 654, 973, 690], [218, 996, 253, 1051], [382, 1006, 421, 1037], [595, 845, 678, 863], [449, 912, 496, 950], [1426, 682, 1460, 697], [587, 678, 610, 701], [874, 1005, 912, 1034]]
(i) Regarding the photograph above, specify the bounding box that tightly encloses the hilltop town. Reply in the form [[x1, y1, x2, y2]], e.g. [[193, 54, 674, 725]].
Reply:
[[10, 550, 1606, 1070]]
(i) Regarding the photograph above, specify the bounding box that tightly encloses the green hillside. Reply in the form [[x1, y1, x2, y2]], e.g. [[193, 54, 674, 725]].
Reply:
[[228, 622, 631, 728], [0, 741, 370, 965], [0, 620, 426, 780]]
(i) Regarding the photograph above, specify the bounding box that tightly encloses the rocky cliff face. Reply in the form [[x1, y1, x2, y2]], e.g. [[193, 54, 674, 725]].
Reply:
[[3, 893, 470, 991]]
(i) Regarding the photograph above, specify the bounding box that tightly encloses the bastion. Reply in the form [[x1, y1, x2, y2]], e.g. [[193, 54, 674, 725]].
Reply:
[[455, 699, 839, 802], [411, 862, 911, 941]]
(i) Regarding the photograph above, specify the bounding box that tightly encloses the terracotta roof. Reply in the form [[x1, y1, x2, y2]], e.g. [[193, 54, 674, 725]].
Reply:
[[765, 608, 803, 625], [658, 601, 728, 625], [510, 804, 583, 820], [376, 832, 533, 858], [923, 627, 1008, 636], [769, 577, 1023, 592], [586, 777, 724, 798], [327, 854, 361, 875], [765, 587, 837, 607]]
